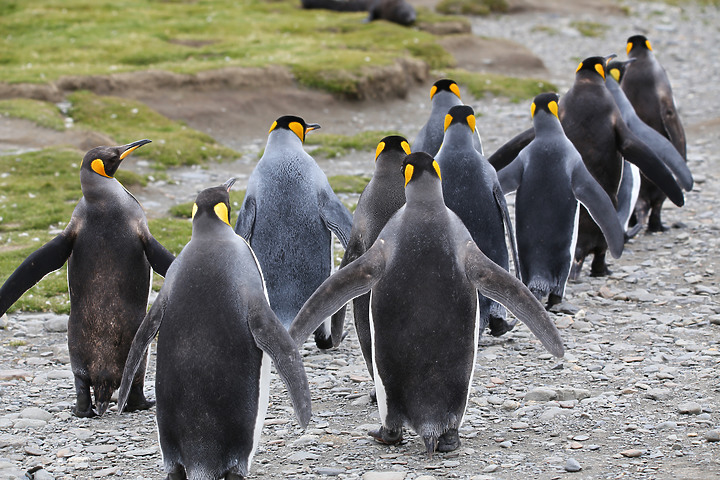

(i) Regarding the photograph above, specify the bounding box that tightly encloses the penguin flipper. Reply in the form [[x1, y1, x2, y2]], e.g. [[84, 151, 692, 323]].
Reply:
[[0, 231, 74, 316], [617, 122, 684, 207], [329, 238, 365, 346], [571, 162, 625, 259], [117, 298, 166, 413], [234, 195, 256, 241], [496, 151, 525, 194], [634, 119, 692, 191], [318, 190, 353, 248], [488, 127, 534, 171], [463, 241, 564, 357], [659, 95, 687, 160], [289, 246, 385, 348], [143, 235, 175, 277], [248, 302, 312, 429], [493, 184, 520, 279]]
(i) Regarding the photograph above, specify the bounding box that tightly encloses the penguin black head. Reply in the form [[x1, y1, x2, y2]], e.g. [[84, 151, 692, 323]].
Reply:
[[269, 115, 320, 143], [626, 35, 652, 55], [81, 139, 151, 178], [607, 59, 636, 83], [430, 79, 461, 100], [191, 178, 236, 226], [575, 56, 608, 80], [375, 135, 411, 162], [530, 92, 560, 119], [402, 152, 441, 187], [443, 105, 476, 133]]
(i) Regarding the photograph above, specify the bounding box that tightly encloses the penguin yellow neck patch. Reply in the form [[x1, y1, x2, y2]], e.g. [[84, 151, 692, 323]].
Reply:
[[268, 121, 278, 134], [443, 113, 453, 132], [645, 39, 653, 51], [548, 101, 559, 118], [449, 83, 461, 99], [466, 114, 476, 132], [429, 85, 438, 99], [530, 102, 537, 118], [214, 203, 231, 225], [191, 203, 198, 220], [432, 160, 442, 180], [401, 141, 411, 155], [289, 122, 305, 142], [375, 141, 386, 161], [594, 63, 605, 79], [404, 164, 414, 187], [610, 68, 621, 82], [576, 62, 583, 73], [626, 42, 633, 55], [91, 159, 111, 178]]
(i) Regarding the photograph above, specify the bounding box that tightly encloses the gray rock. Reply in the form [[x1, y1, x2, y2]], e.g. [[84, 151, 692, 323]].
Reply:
[[678, 401, 702, 415], [704, 430, 720, 442], [291, 434, 319, 447], [13, 418, 47, 429], [315, 467, 346, 476], [287, 451, 320, 463], [362, 472, 407, 480], [44, 315, 69, 332], [645, 388, 672, 401], [565, 457, 582, 472], [20, 406, 53, 422], [524, 387, 557, 402], [33, 469, 56, 480]]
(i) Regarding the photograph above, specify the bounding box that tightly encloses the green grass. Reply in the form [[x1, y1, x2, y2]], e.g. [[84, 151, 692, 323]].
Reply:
[[0, 99, 66, 131], [446, 69, 558, 103], [435, 0, 509, 16], [328, 175, 371, 194], [570, 21, 607, 38], [0, 0, 456, 95], [68, 91, 239, 167], [306, 130, 399, 158]]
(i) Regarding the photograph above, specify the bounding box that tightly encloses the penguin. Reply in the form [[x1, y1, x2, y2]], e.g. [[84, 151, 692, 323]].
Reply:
[[616, 160, 642, 238], [118, 179, 311, 480], [290, 152, 563, 457], [0, 140, 175, 417], [412, 79, 484, 157], [234, 115, 353, 349], [329, 135, 410, 379], [488, 56, 684, 278], [621, 36, 689, 232], [435, 104, 518, 337], [498, 93, 624, 308]]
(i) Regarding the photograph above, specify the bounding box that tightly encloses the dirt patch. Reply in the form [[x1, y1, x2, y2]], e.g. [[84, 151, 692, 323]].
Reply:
[[506, 0, 626, 14], [438, 34, 548, 76]]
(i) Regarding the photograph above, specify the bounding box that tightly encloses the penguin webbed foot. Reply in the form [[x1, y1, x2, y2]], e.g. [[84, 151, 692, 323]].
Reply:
[[488, 317, 517, 337], [368, 425, 403, 446], [72, 404, 97, 418], [437, 429, 461, 452], [546, 294, 563, 310], [124, 398, 156, 413]]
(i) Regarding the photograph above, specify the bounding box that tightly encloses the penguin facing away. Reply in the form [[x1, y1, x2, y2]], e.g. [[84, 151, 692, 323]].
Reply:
[[498, 93, 624, 308], [328, 135, 410, 378], [621, 36, 689, 232], [118, 179, 311, 480], [234, 115, 353, 349], [435, 104, 519, 337], [412, 79, 484, 157], [0, 140, 174, 418], [290, 152, 563, 456]]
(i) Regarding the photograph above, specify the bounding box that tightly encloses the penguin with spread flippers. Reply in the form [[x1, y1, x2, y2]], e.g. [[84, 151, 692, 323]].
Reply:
[[488, 56, 683, 278], [290, 152, 564, 457], [498, 93, 624, 308], [234, 116, 353, 349], [413, 79, 483, 157], [118, 179, 311, 480], [0, 140, 175, 417], [435, 105, 518, 337], [621, 36, 689, 232], [329, 135, 410, 378]]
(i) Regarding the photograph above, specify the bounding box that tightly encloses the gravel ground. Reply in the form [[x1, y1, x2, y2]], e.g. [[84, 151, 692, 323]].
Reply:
[[1, 1, 719, 479]]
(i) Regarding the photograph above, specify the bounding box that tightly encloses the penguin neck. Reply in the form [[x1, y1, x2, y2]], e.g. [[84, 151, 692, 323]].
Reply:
[[532, 113, 564, 135], [442, 125, 475, 150], [574, 72, 606, 87], [265, 130, 304, 154], [431, 92, 461, 114], [404, 176, 445, 210], [80, 169, 125, 202], [192, 215, 234, 239]]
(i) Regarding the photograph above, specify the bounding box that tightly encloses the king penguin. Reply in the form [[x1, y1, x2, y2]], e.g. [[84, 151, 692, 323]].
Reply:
[[118, 179, 311, 480], [435, 104, 518, 336], [290, 152, 563, 457], [498, 93, 624, 307], [412, 79, 483, 157], [329, 135, 410, 378], [0, 140, 175, 417], [621, 35, 689, 232], [234, 115, 353, 349], [489, 56, 684, 278]]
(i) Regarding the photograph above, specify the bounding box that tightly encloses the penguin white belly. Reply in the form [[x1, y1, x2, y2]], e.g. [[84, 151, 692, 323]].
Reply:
[[461, 295, 482, 428], [368, 291, 389, 425], [249, 352, 272, 471]]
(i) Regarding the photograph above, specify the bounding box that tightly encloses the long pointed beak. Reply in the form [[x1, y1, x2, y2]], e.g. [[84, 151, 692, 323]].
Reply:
[[119, 139, 152, 160], [604, 53, 618, 64], [223, 177, 237, 192], [306, 123, 321, 133]]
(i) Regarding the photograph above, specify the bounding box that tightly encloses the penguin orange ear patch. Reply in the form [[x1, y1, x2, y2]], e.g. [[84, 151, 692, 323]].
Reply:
[[576, 62, 584, 73], [548, 101, 559, 118], [401, 141, 411, 155], [449, 83, 461, 99], [429, 85, 438, 99], [289, 122, 305, 142], [610, 68, 621, 82], [432, 160, 442, 180], [404, 164, 414, 187], [375, 141, 386, 161], [594, 63, 605, 79], [91, 159, 111, 178], [466, 114, 476, 132], [443, 113, 453, 132], [626, 42, 633, 55], [268, 121, 278, 134], [530, 102, 537, 118], [191, 203, 198, 220], [213, 203, 231, 226], [645, 39, 652, 51]]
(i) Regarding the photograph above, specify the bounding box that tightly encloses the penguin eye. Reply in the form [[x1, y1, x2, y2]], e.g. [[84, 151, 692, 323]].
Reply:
[[213, 202, 231, 226], [576, 62, 583, 73], [91, 159, 111, 178], [548, 101, 559, 118], [429, 85, 438, 99], [403, 164, 414, 187], [268, 120, 278, 134], [626, 42, 633, 55], [432, 161, 442, 180], [375, 141, 386, 162], [530, 102, 537, 118], [289, 121, 305, 142], [466, 114, 476, 132], [449, 83, 461, 99], [400, 141, 411, 155], [594, 63, 605, 79], [191, 203, 198, 220], [443, 114, 453, 132]]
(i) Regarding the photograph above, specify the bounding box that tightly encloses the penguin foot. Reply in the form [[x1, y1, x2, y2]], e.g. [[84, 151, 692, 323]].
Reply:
[[589, 266, 611, 277], [124, 398, 156, 412], [546, 294, 563, 310], [646, 222, 669, 233], [368, 426, 403, 445], [437, 429, 461, 452], [72, 404, 97, 418], [488, 317, 517, 337], [314, 330, 334, 350], [226, 474, 245, 480]]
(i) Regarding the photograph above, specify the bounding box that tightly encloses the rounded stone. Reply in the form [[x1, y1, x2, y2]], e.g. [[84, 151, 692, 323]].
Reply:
[[565, 457, 582, 472]]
